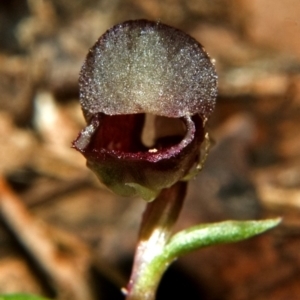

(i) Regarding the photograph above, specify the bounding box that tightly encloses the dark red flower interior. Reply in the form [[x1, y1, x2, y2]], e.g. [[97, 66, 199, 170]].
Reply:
[[72, 112, 205, 199], [88, 114, 146, 153], [85, 113, 188, 156]]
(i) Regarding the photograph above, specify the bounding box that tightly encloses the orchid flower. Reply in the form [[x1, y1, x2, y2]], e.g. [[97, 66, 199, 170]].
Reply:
[[73, 20, 217, 201]]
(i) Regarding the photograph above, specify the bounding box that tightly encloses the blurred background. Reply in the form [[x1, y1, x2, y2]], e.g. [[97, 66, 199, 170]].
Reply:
[[0, 0, 300, 299]]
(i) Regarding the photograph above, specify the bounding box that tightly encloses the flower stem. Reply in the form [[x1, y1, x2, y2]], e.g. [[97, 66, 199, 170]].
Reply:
[[125, 181, 187, 300]]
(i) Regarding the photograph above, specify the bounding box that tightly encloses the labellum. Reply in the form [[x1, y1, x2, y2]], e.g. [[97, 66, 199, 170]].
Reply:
[[73, 20, 217, 201]]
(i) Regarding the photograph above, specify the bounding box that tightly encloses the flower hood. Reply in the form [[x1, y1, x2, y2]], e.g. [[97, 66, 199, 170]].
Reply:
[[73, 20, 217, 201]]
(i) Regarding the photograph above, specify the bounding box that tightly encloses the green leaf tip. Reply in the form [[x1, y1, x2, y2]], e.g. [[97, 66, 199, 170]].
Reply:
[[0, 294, 51, 300], [165, 218, 281, 261]]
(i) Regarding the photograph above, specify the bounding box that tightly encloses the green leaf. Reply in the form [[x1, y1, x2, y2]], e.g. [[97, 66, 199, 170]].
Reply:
[[164, 218, 281, 261], [0, 294, 51, 300]]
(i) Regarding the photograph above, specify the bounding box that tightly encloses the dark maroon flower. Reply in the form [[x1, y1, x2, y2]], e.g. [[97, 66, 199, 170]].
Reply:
[[73, 20, 217, 201]]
